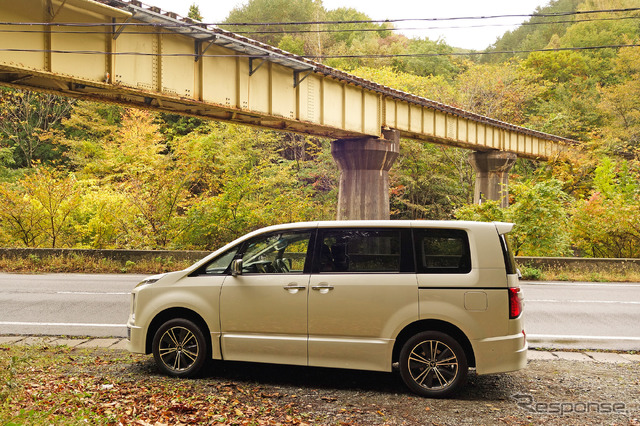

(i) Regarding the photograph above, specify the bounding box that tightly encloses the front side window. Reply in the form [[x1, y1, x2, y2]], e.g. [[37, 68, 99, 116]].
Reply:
[[202, 246, 240, 275], [415, 229, 471, 274], [319, 229, 401, 273], [241, 230, 311, 274]]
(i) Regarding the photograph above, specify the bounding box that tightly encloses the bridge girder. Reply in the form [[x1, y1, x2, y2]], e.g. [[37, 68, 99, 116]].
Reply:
[[0, 0, 576, 160]]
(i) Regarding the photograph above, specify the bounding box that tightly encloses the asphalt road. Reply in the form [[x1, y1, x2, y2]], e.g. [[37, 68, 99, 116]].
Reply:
[[1, 273, 639, 350], [0, 273, 144, 338], [523, 281, 640, 351]]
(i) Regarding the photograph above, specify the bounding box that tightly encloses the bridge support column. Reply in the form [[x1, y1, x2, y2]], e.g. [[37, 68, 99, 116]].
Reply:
[[331, 130, 400, 220], [468, 151, 517, 208]]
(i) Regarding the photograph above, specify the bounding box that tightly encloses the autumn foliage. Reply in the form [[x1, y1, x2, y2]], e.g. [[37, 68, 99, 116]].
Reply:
[[2, 0, 640, 257]]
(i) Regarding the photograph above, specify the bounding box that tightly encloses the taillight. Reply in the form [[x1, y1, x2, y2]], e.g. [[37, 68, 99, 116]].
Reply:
[[508, 287, 523, 319]]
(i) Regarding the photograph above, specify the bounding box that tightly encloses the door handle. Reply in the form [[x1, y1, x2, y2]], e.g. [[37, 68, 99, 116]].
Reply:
[[283, 284, 306, 293], [311, 284, 334, 294]]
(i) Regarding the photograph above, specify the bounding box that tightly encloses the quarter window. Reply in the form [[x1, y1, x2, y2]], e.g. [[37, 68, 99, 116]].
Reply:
[[415, 229, 471, 274]]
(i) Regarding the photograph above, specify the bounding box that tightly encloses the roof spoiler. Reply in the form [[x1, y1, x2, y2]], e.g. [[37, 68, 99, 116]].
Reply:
[[494, 222, 514, 235]]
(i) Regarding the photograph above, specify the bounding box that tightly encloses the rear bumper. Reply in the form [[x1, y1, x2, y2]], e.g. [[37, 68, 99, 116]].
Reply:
[[473, 330, 527, 375]]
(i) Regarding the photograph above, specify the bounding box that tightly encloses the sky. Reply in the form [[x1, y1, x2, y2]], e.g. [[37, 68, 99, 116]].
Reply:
[[141, 0, 552, 50]]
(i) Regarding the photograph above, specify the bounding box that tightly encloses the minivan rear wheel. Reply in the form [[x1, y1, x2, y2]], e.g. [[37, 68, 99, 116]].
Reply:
[[399, 331, 468, 398], [152, 318, 207, 378]]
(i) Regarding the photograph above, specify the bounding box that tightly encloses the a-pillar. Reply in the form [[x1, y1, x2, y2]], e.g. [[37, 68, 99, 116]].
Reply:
[[331, 130, 400, 220], [468, 150, 517, 208]]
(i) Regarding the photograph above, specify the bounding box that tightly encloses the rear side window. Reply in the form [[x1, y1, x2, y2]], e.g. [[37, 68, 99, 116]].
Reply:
[[415, 229, 471, 274], [500, 234, 518, 275], [318, 229, 402, 273]]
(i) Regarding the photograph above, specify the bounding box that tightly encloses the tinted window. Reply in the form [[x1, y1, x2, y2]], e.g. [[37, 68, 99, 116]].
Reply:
[[415, 229, 471, 274], [500, 234, 518, 275], [241, 230, 311, 274], [319, 229, 401, 273]]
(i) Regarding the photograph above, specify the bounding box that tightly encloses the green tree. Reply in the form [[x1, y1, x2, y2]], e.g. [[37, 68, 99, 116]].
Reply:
[[390, 141, 472, 220], [173, 122, 336, 249], [351, 66, 458, 106], [71, 184, 133, 249], [454, 199, 506, 223], [507, 179, 572, 256], [485, 0, 584, 63], [0, 89, 74, 167], [26, 168, 81, 248], [222, 0, 317, 48], [598, 45, 640, 160], [455, 179, 571, 257], [571, 192, 640, 258], [394, 38, 459, 78], [0, 168, 82, 248], [455, 61, 545, 124], [188, 4, 203, 21], [0, 181, 44, 247]]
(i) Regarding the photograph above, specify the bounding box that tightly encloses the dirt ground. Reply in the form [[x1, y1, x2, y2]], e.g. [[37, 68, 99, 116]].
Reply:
[[3, 345, 639, 425], [116, 351, 640, 425]]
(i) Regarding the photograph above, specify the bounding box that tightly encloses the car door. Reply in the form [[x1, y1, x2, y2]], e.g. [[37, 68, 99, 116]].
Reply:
[[219, 229, 313, 366], [307, 227, 418, 372]]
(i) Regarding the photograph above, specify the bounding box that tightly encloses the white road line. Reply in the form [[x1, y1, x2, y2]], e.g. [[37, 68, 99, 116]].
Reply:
[[56, 291, 129, 295], [523, 282, 640, 287], [0, 321, 126, 328], [528, 299, 640, 304], [528, 334, 640, 341]]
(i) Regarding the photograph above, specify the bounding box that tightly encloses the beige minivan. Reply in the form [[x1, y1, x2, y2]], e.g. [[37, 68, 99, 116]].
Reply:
[[127, 220, 526, 398]]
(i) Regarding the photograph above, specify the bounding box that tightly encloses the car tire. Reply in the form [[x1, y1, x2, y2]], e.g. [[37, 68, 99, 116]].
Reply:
[[399, 331, 468, 398], [152, 318, 207, 378]]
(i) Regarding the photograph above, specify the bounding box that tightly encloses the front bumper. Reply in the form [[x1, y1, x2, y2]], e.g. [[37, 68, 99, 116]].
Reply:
[[126, 317, 147, 354]]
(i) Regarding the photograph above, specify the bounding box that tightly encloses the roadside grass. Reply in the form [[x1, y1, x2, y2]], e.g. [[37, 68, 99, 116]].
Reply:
[[517, 263, 640, 282], [1, 253, 639, 282], [0, 254, 194, 274]]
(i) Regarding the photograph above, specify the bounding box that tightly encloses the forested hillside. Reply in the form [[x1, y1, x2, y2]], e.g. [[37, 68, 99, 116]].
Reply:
[[1, 0, 640, 257]]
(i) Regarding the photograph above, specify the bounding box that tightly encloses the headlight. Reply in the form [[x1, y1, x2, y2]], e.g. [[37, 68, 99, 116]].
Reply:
[[135, 273, 166, 288]]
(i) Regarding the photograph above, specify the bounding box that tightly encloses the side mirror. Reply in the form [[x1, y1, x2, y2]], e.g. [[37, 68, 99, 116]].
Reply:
[[231, 259, 243, 277]]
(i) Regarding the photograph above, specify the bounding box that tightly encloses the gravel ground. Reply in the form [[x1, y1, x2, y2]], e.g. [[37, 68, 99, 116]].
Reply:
[[4, 343, 639, 425], [130, 354, 640, 425]]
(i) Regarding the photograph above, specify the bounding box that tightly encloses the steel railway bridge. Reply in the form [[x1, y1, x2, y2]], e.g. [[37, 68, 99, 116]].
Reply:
[[0, 0, 576, 219]]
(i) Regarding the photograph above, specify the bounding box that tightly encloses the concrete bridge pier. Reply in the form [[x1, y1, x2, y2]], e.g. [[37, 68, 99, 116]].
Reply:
[[468, 150, 517, 208], [331, 130, 400, 220]]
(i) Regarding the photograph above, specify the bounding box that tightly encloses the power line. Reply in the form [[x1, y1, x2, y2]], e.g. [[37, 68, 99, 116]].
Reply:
[[1, 7, 638, 29], [216, 7, 640, 27], [0, 15, 637, 37], [1, 44, 638, 59], [231, 16, 639, 36], [306, 44, 640, 59]]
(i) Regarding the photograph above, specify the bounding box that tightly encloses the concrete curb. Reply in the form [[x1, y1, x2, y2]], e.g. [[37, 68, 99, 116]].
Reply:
[[1, 336, 638, 363]]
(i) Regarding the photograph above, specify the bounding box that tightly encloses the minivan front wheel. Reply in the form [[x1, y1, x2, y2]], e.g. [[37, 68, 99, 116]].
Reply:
[[152, 318, 207, 378], [399, 331, 468, 398]]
